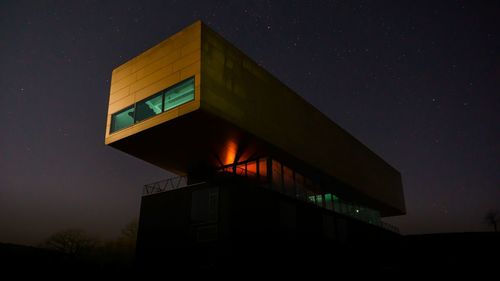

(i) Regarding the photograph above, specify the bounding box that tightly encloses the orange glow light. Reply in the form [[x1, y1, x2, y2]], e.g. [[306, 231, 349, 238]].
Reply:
[[224, 139, 238, 165], [246, 161, 257, 177]]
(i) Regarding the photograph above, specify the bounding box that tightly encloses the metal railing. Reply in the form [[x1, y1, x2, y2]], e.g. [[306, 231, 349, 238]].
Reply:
[[331, 199, 400, 233], [217, 163, 400, 234], [292, 189, 399, 234], [143, 176, 191, 196], [142, 170, 400, 234]]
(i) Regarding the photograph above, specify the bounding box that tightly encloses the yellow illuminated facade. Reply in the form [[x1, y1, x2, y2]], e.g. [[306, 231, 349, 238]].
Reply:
[[105, 22, 201, 144]]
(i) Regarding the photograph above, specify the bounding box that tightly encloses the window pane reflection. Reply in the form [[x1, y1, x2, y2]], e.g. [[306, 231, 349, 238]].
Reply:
[[164, 77, 195, 111], [135, 93, 163, 122], [109, 77, 195, 134], [110, 106, 135, 133]]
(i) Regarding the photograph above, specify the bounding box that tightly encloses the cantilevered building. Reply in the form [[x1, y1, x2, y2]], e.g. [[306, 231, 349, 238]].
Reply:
[[105, 21, 405, 270]]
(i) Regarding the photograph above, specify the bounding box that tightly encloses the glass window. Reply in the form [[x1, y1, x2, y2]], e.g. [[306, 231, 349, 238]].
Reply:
[[259, 158, 268, 183], [164, 77, 195, 111], [258, 158, 267, 178], [135, 93, 163, 123], [332, 195, 340, 212], [304, 177, 314, 193], [191, 188, 218, 224], [272, 160, 282, 191], [283, 165, 294, 195], [338, 201, 346, 214], [235, 163, 246, 176], [109, 77, 196, 134], [334, 201, 340, 213], [295, 173, 305, 200], [246, 161, 257, 178], [315, 195, 323, 207], [110, 106, 135, 133], [308, 193, 316, 204], [324, 193, 333, 210]]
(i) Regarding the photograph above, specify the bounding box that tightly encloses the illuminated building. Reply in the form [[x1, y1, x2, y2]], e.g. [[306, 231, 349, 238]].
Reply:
[[105, 21, 405, 270]]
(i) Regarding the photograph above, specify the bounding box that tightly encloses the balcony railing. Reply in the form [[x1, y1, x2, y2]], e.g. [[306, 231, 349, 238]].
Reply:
[[142, 161, 400, 234], [217, 159, 400, 234], [143, 176, 195, 196]]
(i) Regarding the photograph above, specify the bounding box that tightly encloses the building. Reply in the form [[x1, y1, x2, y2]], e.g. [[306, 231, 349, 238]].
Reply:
[[105, 21, 405, 271]]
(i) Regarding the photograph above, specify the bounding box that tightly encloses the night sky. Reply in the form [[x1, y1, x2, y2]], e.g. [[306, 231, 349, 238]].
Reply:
[[1, 0, 499, 245]]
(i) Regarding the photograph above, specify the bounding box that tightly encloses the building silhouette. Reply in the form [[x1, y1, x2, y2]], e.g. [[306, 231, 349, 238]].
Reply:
[[105, 21, 405, 272]]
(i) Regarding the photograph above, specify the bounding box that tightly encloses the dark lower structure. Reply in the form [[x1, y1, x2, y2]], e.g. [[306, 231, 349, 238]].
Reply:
[[137, 159, 401, 272]]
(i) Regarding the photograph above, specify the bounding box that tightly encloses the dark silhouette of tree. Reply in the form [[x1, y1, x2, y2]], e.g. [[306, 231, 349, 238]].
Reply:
[[95, 219, 138, 264], [118, 218, 138, 255], [483, 210, 499, 232], [121, 218, 138, 242], [41, 229, 97, 257]]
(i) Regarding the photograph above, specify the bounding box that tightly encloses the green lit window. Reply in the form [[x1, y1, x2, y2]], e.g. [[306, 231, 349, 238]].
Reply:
[[164, 77, 195, 111], [135, 93, 163, 123], [315, 195, 323, 207], [324, 194, 333, 210], [109, 76, 195, 134], [110, 106, 135, 133]]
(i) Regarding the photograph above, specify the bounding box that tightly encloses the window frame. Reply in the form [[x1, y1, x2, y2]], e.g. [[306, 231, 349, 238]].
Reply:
[[134, 92, 164, 123], [163, 77, 195, 112], [110, 105, 135, 133], [108, 76, 196, 135]]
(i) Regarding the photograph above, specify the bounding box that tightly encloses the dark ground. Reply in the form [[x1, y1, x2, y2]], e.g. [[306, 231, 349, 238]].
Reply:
[[1, 232, 499, 277]]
